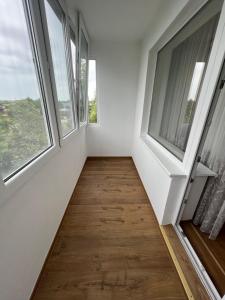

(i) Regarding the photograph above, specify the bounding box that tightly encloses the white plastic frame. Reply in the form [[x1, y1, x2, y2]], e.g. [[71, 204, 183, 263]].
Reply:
[[0, 0, 60, 204], [39, 0, 79, 143], [78, 13, 90, 127]]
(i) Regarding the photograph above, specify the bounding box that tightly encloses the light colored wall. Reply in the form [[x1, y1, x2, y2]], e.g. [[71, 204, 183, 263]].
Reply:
[[87, 41, 140, 156], [0, 128, 87, 300]]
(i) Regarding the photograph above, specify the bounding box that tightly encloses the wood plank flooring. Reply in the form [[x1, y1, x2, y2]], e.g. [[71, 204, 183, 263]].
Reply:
[[31, 157, 187, 300], [181, 220, 225, 296]]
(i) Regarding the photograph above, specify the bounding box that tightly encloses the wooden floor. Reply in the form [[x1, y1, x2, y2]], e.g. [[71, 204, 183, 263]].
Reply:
[[162, 225, 210, 300], [181, 221, 225, 296], [32, 157, 187, 300]]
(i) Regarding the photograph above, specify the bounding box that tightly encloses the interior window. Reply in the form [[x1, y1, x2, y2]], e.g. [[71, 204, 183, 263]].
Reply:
[[79, 30, 88, 124], [0, 0, 51, 180], [88, 60, 97, 123], [148, 0, 222, 160], [44, 0, 75, 137]]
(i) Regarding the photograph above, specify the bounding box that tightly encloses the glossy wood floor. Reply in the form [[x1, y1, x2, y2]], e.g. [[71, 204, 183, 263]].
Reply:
[[32, 157, 187, 300], [181, 220, 225, 296]]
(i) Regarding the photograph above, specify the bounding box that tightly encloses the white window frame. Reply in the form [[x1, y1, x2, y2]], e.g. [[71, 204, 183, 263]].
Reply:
[[0, 0, 60, 204], [147, 0, 223, 161], [141, 0, 225, 174], [39, 0, 78, 144], [78, 13, 90, 127], [0, 0, 89, 204], [67, 17, 79, 130]]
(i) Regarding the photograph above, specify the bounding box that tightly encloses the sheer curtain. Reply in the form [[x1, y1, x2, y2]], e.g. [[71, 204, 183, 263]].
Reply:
[[160, 16, 218, 152], [193, 87, 225, 239]]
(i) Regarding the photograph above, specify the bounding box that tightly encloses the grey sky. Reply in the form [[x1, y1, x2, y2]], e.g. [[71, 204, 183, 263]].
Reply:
[[0, 0, 40, 101]]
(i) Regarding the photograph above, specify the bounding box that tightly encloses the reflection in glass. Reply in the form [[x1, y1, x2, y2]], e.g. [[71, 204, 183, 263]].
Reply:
[[45, 0, 74, 136], [148, 1, 221, 160]]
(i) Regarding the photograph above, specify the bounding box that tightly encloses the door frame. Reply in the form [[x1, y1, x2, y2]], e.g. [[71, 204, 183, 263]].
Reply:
[[174, 60, 225, 300]]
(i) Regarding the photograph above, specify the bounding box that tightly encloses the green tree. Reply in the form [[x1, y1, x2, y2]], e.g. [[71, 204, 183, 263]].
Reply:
[[88, 100, 97, 123], [0, 98, 49, 178]]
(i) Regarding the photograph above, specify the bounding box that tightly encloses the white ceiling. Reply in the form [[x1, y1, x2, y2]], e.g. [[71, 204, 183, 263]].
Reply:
[[66, 0, 184, 42]]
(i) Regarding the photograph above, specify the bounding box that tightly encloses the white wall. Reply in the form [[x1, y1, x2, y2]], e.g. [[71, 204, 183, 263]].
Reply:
[[0, 128, 87, 300], [87, 41, 140, 156]]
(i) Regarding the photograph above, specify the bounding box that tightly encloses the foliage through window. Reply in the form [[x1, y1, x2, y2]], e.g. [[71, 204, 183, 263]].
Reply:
[[88, 60, 97, 123], [148, 0, 222, 160], [0, 0, 51, 180]]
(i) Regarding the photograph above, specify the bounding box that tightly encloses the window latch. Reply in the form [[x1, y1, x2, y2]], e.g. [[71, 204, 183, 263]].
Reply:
[[219, 79, 225, 90]]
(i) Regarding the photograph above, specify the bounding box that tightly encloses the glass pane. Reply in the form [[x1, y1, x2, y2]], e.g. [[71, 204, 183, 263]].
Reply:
[[148, 0, 222, 160], [45, 0, 74, 137], [70, 29, 76, 83], [79, 30, 88, 123], [0, 0, 51, 180], [88, 60, 97, 123]]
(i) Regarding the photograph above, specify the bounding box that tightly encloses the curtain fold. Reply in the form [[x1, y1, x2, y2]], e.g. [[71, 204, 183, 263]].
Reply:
[[193, 87, 225, 239]]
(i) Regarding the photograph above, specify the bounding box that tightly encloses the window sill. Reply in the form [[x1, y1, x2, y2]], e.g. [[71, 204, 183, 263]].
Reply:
[[79, 121, 88, 128], [60, 126, 84, 147], [0, 145, 59, 206], [88, 122, 100, 127], [0, 124, 87, 206], [142, 133, 187, 178]]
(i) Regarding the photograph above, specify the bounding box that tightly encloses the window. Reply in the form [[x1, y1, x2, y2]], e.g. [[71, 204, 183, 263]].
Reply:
[[148, 0, 222, 160], [0, 0, 51, 180], [44, 0, 75, 137], [79, 28, 88, 124], [88, 60, 97, 123]]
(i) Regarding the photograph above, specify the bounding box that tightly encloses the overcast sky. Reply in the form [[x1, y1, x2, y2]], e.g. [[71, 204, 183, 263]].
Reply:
[[0, 0, 41, 101]]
